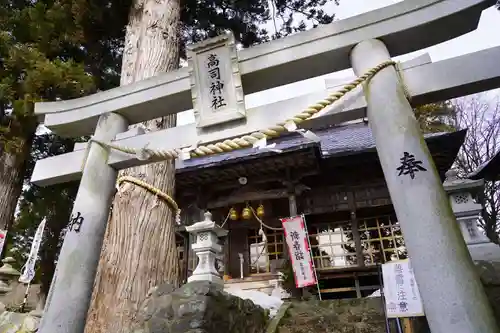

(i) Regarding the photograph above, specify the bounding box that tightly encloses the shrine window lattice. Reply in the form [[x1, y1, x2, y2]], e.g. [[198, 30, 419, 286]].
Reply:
[[308, 222, 357, 269], [359, 215, 407, 265], [177, 214, 407, 278], [308, 214, 406, 270], [248, 229, 285, 274]]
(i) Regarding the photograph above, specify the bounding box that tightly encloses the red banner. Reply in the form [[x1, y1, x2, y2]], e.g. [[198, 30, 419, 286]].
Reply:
[[0, 230, 6, 258], [280, 215, 317, 288]]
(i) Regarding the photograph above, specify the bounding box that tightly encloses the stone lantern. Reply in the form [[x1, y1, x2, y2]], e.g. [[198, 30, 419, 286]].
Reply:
[[0, 257, 21, 313], [185, 211, 228, 285], [443, 169, 500, 262], [0, 257, 21, 294]]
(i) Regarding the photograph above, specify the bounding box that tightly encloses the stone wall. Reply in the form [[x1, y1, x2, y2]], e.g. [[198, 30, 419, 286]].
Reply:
[[131, 281, 268, 333], [274, 260, 500, 333], [0, 311, 40, 333]]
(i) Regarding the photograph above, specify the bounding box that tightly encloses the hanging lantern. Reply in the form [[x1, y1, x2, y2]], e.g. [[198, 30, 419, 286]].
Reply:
[[229, 208, 239, 221], [241, 207, 252, 220], [256, 204, 265, 218]]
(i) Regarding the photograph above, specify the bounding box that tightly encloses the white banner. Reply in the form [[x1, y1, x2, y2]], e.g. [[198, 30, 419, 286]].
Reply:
[[382, 259, 425, 318], [281, 215, 316, 288], [19, 219, 46, 284], [0, 230, 7, 257]]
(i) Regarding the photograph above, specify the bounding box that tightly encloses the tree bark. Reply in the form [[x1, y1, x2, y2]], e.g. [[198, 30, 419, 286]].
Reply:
[[84, 1, 181, 332], [0, 154, 24, 231], [0, 130, 35, 234]]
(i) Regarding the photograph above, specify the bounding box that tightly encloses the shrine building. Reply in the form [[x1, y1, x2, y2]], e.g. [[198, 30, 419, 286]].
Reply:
[[174, 119, 465, 299]]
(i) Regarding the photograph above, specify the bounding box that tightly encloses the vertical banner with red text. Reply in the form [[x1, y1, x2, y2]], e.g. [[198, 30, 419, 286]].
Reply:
[[0, 230, 7, 257], [280, 215, 317, 288]]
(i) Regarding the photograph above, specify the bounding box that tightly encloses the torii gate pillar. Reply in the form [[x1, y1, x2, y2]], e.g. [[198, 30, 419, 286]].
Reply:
[[351, 39, 499, 333], [38, 113, 129, 333]]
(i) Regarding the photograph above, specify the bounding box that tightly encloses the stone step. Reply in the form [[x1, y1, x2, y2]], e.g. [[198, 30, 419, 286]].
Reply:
[[224, 278, 278, 295], [276, 298, 388, 333]]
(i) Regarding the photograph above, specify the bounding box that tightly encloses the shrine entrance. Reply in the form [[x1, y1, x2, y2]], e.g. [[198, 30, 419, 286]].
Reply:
[[31, 1, 500, 332]]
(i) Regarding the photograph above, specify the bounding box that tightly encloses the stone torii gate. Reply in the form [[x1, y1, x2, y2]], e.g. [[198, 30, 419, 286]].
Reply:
[[33, 1, 500, 333]]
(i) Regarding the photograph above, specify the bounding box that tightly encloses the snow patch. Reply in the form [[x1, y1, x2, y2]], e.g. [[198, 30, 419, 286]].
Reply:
[[367, 289, 381, 298], [225, 288, 284, 318]]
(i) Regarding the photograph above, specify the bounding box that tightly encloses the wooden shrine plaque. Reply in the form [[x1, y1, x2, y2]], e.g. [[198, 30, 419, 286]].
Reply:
[[187, 32, 246, 128]]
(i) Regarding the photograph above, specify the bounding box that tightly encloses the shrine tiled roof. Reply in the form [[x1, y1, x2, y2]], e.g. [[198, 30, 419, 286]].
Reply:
[[176, 122, 466, 172]]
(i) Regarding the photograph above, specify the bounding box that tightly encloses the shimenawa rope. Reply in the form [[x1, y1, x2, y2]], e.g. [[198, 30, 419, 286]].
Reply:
[[95, 61, 406, 217], [116, 176, 181, 224]]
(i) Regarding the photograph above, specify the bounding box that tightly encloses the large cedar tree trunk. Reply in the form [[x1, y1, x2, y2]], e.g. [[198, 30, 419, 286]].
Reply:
[[0, 154, 25, 231], [84, 1, 181, 332], [0, 130, 36, 232]]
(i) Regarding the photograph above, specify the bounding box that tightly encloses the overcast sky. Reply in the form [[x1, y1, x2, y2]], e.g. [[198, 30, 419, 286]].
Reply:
[[177, 0, 500, 125], [320, 0, 499, 61]]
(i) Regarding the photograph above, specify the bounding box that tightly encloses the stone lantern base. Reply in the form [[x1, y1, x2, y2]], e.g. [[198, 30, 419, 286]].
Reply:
[[469, 243, 500, 263]]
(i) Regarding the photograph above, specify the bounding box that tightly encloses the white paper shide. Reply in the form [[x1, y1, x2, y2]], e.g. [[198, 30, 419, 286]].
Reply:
[[281, 215, 316, 288], [382, 260, 424, 318]]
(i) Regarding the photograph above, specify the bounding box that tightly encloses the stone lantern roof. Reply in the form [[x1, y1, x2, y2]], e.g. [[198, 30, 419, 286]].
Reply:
[[443, 169, 484, 194]]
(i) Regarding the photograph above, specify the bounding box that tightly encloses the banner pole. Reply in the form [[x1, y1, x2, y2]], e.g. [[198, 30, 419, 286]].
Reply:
[[378, 263, 392, 333], [301, 214, 322, 301], [20, 282, 30, 312], [396, 318, 404, 333]]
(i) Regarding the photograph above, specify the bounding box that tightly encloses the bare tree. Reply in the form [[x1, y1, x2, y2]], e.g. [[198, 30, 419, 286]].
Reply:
[[450, 92, 500, 244]]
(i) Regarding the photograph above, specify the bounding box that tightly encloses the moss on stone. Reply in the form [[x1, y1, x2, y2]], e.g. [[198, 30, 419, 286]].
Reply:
[[276, 298, 386, 333], [131, 281, 268, 333]]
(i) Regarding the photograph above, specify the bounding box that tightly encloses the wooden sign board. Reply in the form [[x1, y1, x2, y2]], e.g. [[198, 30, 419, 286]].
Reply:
[[187, 32, 246, 128]]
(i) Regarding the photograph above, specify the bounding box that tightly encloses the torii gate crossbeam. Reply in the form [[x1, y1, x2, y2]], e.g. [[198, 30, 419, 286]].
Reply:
[[31, 46, 500, 187]]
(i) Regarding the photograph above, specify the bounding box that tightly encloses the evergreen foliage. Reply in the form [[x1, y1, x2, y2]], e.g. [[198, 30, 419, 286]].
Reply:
[[9, 134, 81, 297], [2, 0, 339, 299], [0, 0, 96, 150], [0, 0, 122, 296], [414, 102, 456, 134]]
